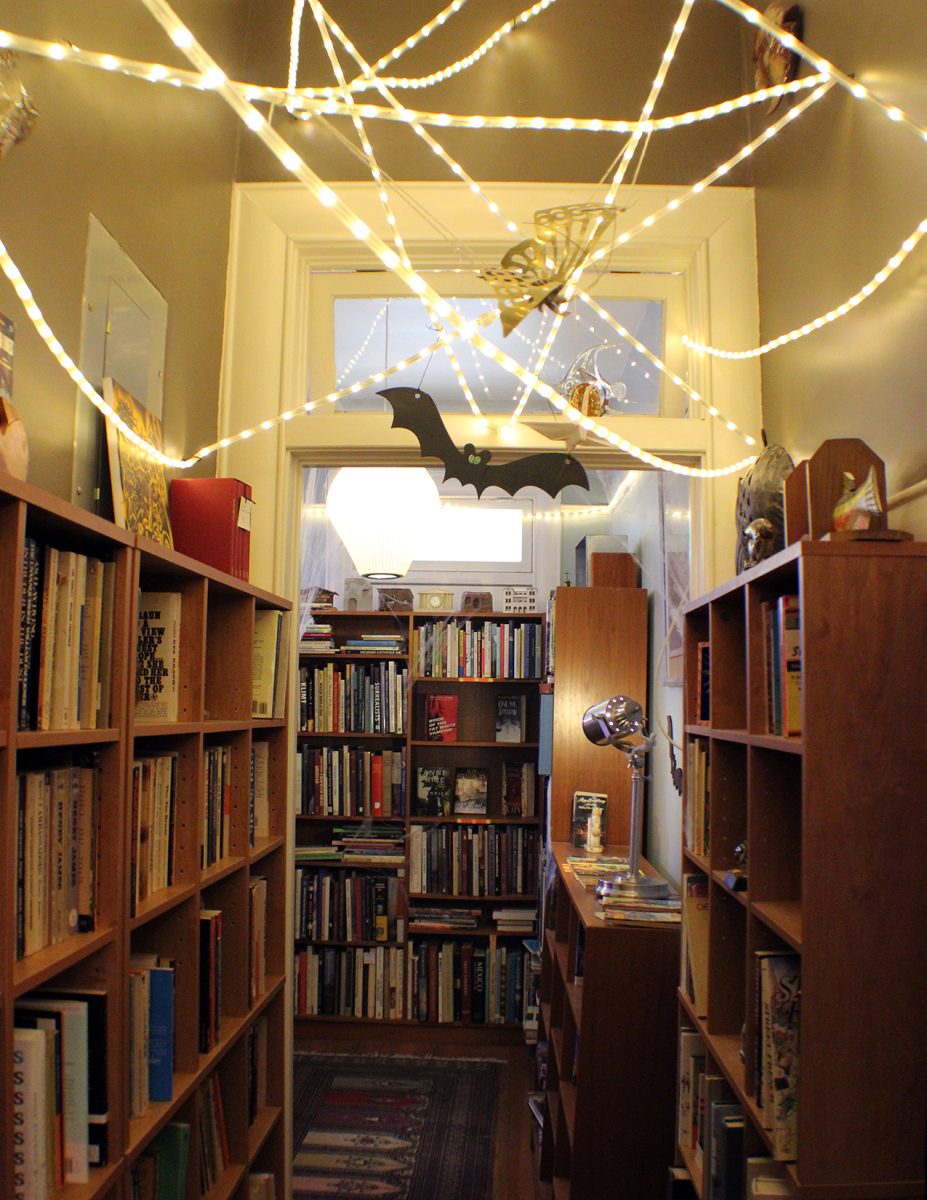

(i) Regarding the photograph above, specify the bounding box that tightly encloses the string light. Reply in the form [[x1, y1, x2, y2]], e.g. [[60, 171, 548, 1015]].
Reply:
[[284, 74, 827, 131], [683, 217, 927, 358], [345, 0, 558, 93], [579, 292, 757, 447], [311, 3, 521, 236], [336, 302, 388, 386], [352, 0, 470, 82]]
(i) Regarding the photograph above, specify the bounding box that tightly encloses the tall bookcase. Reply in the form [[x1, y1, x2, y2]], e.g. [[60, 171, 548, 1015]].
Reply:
[[536, 843, 680, 1199], [678, 538, 927, 1197], [0, 472, 291, 1200], [548, 585, 648, 846], [293, 610, 543, 1032]]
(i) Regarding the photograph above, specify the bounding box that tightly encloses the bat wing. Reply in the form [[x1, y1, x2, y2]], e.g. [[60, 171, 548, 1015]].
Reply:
[[482, 452, 589, 499], [379, 386, 475, 485]]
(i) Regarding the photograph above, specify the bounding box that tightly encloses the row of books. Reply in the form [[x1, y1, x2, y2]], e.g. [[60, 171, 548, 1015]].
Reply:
[[16, 760, 99, 960], [294, 943, 406, 1020], [246, 1015, 269, 1128], [684, 738, 710, 857], [300, 627, 408, 657], [296, 744, 406, 817], [18, 538, 116, 731], [202, 744, 231, 870], [130, 1121, 189, 1200], [408, 823, 539, 897], [250, 740, 271, 843], [199, 909, 223, 1054], [252, 609, 289, 720], [293, 869, 405, 944], [13, 986, 109, 1193], [128, 957, 175, 1117], [762, 594, 802, 736], [410, 938, 527, 1025], [293, 938, 533, 1025], [131, 753, 177, 915], [196, 1075, 229, 1194], [680, 874, 709, 1017], [294, 823, 406, 867], [413, 761, 537, 817], [299, 660, 408, 733], [412, 617, 543, 679]]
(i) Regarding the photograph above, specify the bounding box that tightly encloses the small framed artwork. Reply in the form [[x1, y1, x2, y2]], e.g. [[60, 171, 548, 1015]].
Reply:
[[659, 472, 690, 687], [454, 767, 489, 815], [571, 791, 608, 850]]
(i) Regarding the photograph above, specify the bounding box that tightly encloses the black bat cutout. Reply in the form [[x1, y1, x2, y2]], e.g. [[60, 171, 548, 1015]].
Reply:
[[379, 386, 589, 499]]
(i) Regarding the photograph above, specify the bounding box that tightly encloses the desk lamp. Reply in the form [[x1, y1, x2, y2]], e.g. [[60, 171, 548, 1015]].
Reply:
[[582, 694, 670, 899]]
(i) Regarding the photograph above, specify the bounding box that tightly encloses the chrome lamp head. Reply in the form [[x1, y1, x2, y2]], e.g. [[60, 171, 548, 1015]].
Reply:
[[582, 694, 669, 900]]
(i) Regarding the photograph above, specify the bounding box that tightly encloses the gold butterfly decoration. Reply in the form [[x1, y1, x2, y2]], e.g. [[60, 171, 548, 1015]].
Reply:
[[482, 204, 617, 336]]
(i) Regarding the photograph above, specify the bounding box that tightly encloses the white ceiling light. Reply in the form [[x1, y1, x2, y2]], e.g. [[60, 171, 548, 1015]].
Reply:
[[326, 467, 441, 579]]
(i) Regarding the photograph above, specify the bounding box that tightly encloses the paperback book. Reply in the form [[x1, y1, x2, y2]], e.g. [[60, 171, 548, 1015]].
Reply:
[[495, 693, 526, 742], [570, 791, 607, 850], [454, 767, 489, 814], [425, 693, 459, 741], [415, 766, 453, 816]]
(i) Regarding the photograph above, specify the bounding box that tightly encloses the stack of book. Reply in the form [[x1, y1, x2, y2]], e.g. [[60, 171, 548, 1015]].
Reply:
[[300, 623, 334, 653], [408, 937, 527, 1025], [344, 633, 407, 655], [333, 822, 406, 865], [294, 944, 407, 1020], [407, 906, 481, 933], [296, 743, 406, 817], [409, 824, 539, 897], [566, 854, 629, 888], [492, 907, 536, 933], [597, 895, 681, 925], [294, 870, 405, 943]]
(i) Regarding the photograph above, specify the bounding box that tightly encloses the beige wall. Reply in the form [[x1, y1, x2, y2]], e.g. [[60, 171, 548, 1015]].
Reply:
[[0, 0, 250, 498], [745, 1, 927, 536]]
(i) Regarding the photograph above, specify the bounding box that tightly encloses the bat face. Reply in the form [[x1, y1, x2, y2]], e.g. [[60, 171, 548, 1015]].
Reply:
[[379, 386, 590, 500]]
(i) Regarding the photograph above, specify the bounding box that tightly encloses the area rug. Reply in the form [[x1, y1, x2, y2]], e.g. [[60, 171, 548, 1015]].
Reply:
[[293, 1053, 500, 1199]]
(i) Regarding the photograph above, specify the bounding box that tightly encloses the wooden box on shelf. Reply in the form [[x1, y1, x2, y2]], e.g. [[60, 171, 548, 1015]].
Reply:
[[0, 473, 292, 1200], [678, 538, 927, 1198]]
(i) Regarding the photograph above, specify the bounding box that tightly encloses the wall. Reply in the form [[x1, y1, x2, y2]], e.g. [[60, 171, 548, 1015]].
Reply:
[[0, 0, 250, 497], [745, 0, 927, 537]]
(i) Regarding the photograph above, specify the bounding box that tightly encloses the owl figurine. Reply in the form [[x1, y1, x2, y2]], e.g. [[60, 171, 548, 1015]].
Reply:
[[735, 439, 794, 573]]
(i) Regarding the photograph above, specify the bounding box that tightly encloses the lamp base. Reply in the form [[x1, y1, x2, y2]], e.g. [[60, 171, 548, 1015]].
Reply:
[[596, 870, 671, 900]]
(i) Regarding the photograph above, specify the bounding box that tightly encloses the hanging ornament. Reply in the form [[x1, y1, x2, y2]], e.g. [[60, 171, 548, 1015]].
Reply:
[[380, 386, 589, 498], [0, 53, 38, 162], [481, 205, 617, 336], [557, 343, 628, 418]]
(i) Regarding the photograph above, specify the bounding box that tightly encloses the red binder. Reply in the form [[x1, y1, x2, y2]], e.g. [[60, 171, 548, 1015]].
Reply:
[[169, 478, 251, 580]]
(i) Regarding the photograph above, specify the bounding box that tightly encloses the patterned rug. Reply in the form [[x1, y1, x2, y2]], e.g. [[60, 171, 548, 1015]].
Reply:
[[292, 1053, 500, 1199]]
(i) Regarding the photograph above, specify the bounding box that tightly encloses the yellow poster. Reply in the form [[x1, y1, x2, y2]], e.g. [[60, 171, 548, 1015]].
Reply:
[[103, 378, 173, 547]]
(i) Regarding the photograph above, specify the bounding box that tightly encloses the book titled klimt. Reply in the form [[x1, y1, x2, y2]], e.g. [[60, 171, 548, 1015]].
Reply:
[[136, 592, 181, 722]]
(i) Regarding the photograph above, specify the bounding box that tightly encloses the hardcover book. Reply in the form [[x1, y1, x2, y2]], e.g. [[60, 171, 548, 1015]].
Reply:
[[454, 767, 489, 814], [495, 693, 526, 742], [570, 791, 607, 850], [426, 693, 459, 741], [103, 378, 173, 547], [169, 477, 252, 580], [416, 766, 453, 816], [136, 592, 181, 722]]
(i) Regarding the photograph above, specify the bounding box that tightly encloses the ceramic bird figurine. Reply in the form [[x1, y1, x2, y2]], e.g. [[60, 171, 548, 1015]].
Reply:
[[832, 465, 883, 531]]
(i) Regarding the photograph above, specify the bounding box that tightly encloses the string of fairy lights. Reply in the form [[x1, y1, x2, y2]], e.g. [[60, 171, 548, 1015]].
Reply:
[[1, 0, 925, 479]]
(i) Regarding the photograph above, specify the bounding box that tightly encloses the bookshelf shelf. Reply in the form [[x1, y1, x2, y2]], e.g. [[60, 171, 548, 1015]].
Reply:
[[678, 538, 927, 1198], [0, 476, 292, 1200], [294, 609, 544, 1031]]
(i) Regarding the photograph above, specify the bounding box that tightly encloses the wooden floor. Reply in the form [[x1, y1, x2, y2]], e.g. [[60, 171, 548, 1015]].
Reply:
[[294, 1027, 537, 1199]]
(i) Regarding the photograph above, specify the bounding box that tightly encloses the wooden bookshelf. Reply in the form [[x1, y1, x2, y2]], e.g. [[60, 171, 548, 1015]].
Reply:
[[294, 610, 544, 1031], [678, 538, 927, 1198], [535, 842, 680, 1199], [547, 586, 648, 846], [0, 472, 291, 1200]]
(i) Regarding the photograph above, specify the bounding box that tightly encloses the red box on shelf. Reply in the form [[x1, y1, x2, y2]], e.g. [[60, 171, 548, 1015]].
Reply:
[[169, 477, 252, 580]]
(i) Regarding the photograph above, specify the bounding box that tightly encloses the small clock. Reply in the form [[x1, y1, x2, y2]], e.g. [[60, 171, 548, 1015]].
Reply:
[[419, 590, 454, 611]]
